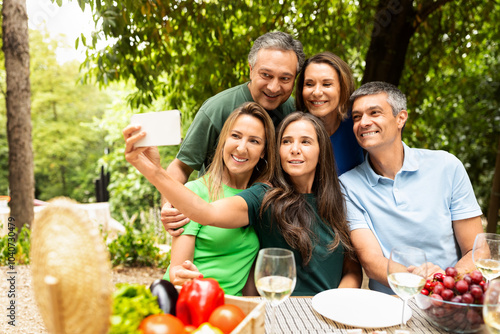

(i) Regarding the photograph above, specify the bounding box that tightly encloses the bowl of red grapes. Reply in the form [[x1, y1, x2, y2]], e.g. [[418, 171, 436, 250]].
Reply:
[[415, 266, 488, 333]]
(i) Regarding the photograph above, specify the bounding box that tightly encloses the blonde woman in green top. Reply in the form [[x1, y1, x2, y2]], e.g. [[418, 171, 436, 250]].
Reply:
[[153, 102, 276, 295]]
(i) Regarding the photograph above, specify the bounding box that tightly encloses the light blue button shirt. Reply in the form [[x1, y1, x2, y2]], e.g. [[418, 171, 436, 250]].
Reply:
[[340, 142, 483, 294]]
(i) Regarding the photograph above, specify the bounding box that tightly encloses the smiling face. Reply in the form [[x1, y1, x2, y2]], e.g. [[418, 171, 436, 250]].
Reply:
[[279, 119, 320, 192], [351, 93, 407, 154], [222, 114, 266, 179], [302, 62, 341, 120], [248, 48, 298, 111]]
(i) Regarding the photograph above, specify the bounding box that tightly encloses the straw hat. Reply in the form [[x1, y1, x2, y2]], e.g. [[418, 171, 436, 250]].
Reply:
[[30, 198, 112, 334]]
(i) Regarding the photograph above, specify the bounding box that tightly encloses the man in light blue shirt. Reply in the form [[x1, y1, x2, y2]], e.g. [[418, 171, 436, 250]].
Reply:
[[340, 81, 483, 294]]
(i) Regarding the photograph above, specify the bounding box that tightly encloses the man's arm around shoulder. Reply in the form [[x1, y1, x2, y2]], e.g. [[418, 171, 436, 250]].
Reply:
[[160, 158, 194, 236]]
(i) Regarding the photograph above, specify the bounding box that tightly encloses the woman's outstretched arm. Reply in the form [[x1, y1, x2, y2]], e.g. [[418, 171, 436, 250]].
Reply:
[[123, 125, 250, 228]]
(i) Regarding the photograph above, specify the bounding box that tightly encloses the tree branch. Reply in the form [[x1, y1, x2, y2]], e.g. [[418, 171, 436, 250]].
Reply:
[[416, 0, 455, 28]]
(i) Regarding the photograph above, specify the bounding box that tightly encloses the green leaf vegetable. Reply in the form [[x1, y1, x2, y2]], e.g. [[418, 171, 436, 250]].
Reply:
[[109, 283, 162, 334]]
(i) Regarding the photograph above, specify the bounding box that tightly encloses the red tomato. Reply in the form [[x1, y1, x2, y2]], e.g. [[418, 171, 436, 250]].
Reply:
[[139, 314, 185, 334], [208, 304, 246, 334]]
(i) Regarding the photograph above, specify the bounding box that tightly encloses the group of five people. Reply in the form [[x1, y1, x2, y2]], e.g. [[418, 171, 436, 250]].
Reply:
[[123, 31, 483, 296]]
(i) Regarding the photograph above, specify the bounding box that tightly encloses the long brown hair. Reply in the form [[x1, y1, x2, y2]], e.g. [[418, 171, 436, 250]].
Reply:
[[204, 102, 276, 201], [295, 52, 355, 120], [261, 112, 353, 264]]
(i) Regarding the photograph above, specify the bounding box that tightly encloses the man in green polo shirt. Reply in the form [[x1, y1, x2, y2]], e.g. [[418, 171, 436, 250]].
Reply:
[[162, 31, 305, 234]]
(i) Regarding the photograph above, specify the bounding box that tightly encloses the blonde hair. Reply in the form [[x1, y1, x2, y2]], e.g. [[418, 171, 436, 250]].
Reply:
[[203, 102, 276, 201]]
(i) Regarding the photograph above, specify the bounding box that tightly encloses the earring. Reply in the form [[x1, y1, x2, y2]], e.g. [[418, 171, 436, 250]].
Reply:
[[255, 158, 268, 173]]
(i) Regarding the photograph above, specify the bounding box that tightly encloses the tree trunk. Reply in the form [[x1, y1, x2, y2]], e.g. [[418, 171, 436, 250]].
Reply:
[[487, 137, 500, 233], [2, 0, 34, 230], [362, 0, 455, 85], [362, 0, 416, 85]]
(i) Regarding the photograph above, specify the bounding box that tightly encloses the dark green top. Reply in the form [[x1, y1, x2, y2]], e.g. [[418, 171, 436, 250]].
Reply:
[[176, 82, 295, 175], [237, 183, 345, 296]]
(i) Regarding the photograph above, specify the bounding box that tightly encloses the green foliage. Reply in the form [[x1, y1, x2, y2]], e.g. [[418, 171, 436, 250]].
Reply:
[[107, 210, 170, 268], [76, 0, 500, 214], [0, 28, 113, 202], [92, 84, 191, 217], [77, 0, 375, 111], [401, 0, 500, 209], [110, 283, 162, 334], [0, 225, 31, 265]]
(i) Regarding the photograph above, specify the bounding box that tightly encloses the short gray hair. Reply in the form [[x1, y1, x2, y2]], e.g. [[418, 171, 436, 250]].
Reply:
[[247, 31, 305, 74], [350, 81, 407, 116]]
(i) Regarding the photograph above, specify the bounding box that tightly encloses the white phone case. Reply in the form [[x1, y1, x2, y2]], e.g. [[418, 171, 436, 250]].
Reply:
[[130, 110, 182, 147]]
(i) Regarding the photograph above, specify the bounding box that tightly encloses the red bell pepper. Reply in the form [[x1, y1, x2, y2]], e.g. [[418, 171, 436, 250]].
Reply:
[[176, 278, 225, 327]]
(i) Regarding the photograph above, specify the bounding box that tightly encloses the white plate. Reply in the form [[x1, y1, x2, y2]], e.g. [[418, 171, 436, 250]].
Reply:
[[311, 288, 412, 328]]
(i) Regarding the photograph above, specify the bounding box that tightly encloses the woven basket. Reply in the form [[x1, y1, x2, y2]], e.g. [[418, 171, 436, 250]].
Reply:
[[30, 198, 112, 334]]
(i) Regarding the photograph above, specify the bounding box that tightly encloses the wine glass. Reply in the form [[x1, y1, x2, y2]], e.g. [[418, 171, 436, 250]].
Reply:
[[255, 248, 296, 334], [483, 279, 500, 333], [387, 246, 427, 328], [472, 233, 500, 282]]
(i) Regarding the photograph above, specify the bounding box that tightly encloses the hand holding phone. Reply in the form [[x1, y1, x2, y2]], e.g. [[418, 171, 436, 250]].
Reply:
[[130, 110, 182, 147]]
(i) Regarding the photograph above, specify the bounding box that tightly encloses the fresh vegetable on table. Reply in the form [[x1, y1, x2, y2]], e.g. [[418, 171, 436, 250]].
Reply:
[[150, 279, 179, 315], [110, 278, 247, 334], [176, 278, 225, 327], [139, 314, 185, 334], [208, 304, 246, 334], [109, 283, 162, 334]]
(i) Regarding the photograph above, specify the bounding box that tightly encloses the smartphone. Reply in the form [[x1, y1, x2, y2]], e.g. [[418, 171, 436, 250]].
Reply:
[[130, 110, 182, 147]]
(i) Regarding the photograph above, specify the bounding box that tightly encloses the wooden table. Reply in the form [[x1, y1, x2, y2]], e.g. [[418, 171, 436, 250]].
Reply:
[[262, 297, 488, 333]]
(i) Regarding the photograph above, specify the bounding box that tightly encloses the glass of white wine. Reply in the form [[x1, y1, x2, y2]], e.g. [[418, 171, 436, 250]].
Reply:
[[387, 246, 427, 328], [255, 248, 296, 334], [473, 233, 500, 282], [484, 279, 500, 333]]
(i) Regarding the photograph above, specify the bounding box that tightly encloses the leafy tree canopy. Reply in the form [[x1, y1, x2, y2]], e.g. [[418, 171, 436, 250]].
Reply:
[[65, 0, 500, 211]]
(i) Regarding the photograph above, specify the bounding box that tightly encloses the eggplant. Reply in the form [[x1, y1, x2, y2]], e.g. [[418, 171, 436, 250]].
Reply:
[[149, 279, 178, 315]]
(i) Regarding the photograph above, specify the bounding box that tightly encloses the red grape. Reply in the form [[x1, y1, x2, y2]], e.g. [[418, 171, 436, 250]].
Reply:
[[462, 293, 474, 304], [470, 270, 483, 284], [467, 309, 482, 324], [463, 274, 472, 285], [455, 279, 469, 294], [433, 282, 445, 295], [434, 272, 444, 282], [470, 286, 483, 299], [431, 293, 444, 307], [476, 294, 484, 305], [421, 288, 430, 295], [445, 266, 458, 278], [443, 276, 455, 289], [442, 289, 454, 301]]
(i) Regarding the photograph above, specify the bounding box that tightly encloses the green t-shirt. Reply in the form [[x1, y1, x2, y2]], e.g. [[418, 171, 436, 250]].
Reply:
[[164, 177, 259, 296], [237, 183, 345, 296], [176, 82, 295, 175]]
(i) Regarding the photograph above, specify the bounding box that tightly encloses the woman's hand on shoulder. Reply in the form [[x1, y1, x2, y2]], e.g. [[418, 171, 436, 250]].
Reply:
[[170, 260, 203, 286]]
